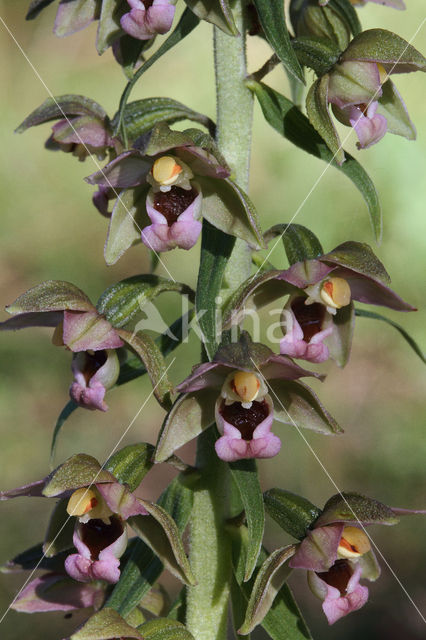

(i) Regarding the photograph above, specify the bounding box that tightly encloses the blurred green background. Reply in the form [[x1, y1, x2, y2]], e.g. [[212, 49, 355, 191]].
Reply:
[[0, 1, 425, 638]]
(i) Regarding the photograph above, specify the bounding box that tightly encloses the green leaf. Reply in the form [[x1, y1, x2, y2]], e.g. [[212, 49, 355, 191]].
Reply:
[[114, 97, 214, 143], [138, 618, 195, 639], [115, 9, 200, 140], [183, 0, 238, 36], [118, 329, 174, 410], [306, 75, 344, 166], [6, 280, 94, 315], [43, 454, 115, 497], [239, 545, 296, 634], [26, 0, 57, 20], [342, 28, 426, 74], [377, 79, 416, 140], [103, 187, 149, 266], [105, 443, 155, 492], [292, 36, 341, 76], [96, 0, 123, 55], [113, 35, 152, 81], [270, 379, 343, 435], [263, 489, 321, 540], [355, 308, 425, 364], [43, 497, 75, 557], [50, 399, 78, 469], [229, 459, 265, 581], [248, 81, 382, 241], [71, 608, 143, 640], [197, 176, 265, 249], [156, 475, 195, 535], [316, 492, 399, 527], [15, 95, 107, 132], [196, 221, 235, 359], [230, 576, 251, 640], [154, 389, 217, 463], [264, 224, 323, 265], [252, 0, 304, 83], [168, 589, 186, 623], [97, 275, 194, 328]]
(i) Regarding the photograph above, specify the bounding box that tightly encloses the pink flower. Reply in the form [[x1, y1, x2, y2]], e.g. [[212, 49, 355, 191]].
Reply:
[[121, 0, 176, 40]]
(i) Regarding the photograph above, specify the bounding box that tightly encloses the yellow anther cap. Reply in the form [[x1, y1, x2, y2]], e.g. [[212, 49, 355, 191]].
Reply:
[[152, 156, 182, 186], [67, 488, 98, 517], [377, 63, 388, 85], [232, 371, 260, 404], [320, 277, 351, 309], [338, 526, 371, 559]]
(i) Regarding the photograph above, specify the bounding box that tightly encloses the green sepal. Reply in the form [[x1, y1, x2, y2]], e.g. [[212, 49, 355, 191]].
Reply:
[[15, 95, 107, 133], [248, 81, 381, 240], [264, 223, 323, 265], [43, 497, 75, 557], [6, 280, 94, 315], [105, 443, 155, 492], [214, 330, 273, 370], [96, 0, 123, 55], [138, 618, 195, 639], [70, 608, 143, 640], [263, 488, 321, 540], [229, 459, 265, 581], [239, 545, 297, 635], [292, 36, 341, 76], [103, 187, 149, 267], [183, 0, 238, 36], [113, 97, 215, 144], [315, 492, 400, 527], [355, 308, 425, 364], [54, 0, 99, 39], [252, 0, 304, 83], [43, 454, 115, 497], [376, 79, 416, 140], [306, 75, 344, 166], [96, 275, 194, 329], [154, 389, 217, 463], [342, 28, 426, 74], [322, 240, 390, 284]]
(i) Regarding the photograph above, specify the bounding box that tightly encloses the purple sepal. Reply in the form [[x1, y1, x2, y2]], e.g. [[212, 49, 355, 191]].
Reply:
[[54, 0, 99, 37], [289, 524, 344, 572], [65, 519, 127, 584], [141, 184, 202, 252], [121, 0, 176, 40], [96, 483, 148, 519], [63, 311, 124, 352], [92, 186, 116, 217], [309, 564, 369, 625], [277, 261, 334, 289], [0, 479, 45, 500], [85, 151, 152, 188], [0, 311, 63, 331], [11, 573, 104, 613], [215, 397, 281, 462]]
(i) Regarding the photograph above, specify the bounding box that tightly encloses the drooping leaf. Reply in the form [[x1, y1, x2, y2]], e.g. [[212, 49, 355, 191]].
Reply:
[[264, 224, 324, 265], [248, 81, 382, 240], [239, 545, 296, 635], [50, 399, 78, 468], [71, 608, 142, 640], [113, 97, 215, 143], [355, 308, 425, 364], [129, 501, 196, 586], [138, 618, 195, 639], [154, 388, 217, 463], [195, 221, 235, 359], [97, 275, 194, 328], [117, 329, 174, 409], [229, 459, 265, 581], [252, 0, 304, 82], [105, 443, 155, 492], [43, 497, 75, 557], [264, 489, 321, 541], [183, 0, 237, 36]]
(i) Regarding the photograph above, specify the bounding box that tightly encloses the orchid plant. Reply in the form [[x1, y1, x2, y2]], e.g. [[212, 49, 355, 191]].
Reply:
[[1, 1, 425, 639]]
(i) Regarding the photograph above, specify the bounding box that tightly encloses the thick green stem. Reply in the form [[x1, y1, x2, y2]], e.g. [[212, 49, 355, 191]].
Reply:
[[187, 5, 254, 639]]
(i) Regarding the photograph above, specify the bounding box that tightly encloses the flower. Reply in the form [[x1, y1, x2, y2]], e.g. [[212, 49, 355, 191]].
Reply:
[[121, 0, 176, 40], [16, 95, 116, 162], [346, 0, 406, 8], [287, 492, 425, 624], [155, 332, 341, 465], [274, 241, 414, 365], [306, 29, 426, 163], [1, 454, 149, 584]]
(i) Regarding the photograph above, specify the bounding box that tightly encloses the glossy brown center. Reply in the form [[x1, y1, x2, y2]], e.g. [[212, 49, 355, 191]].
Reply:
[[317, 559, 352, 596], [80, 515, 123, 560], [220, 400, 269, 440], [82, 350, 107, 384], [291, 297, 325, 342], [153, 186, 197, 226], [143, 0, 154, 8]]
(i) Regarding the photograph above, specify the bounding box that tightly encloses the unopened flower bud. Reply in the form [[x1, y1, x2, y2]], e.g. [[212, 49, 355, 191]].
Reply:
[[337, 526, 371, 559], [320, 277, 351, 310], [232, 371, 261, 404], [67, 488, 98, 517]]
